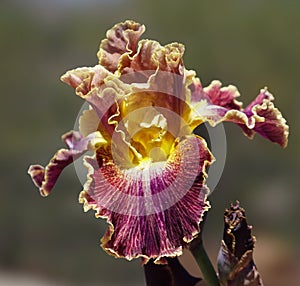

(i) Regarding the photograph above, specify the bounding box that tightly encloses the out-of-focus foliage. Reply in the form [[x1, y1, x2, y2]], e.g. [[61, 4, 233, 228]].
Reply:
[[0, 0, 299, 285]]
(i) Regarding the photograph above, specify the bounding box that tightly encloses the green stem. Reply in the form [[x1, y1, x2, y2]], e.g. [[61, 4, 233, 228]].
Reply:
[[190, 236, 220, 286], [190, 212, 220, 286]]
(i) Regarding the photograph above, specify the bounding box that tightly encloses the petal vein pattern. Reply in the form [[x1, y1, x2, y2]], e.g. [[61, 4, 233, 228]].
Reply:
[[28, 20, 289, 264], [80, 135, 213, 262]]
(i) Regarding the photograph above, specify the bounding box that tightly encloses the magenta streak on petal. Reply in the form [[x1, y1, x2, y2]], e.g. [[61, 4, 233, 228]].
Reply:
[[86, 136, 205, 216], [102, 171, 210, 262], [28, 131, 90, 196], [81, 135, 213, 262]]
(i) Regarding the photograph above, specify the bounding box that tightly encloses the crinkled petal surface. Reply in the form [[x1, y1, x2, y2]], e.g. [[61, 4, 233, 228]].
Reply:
[[98, 20, 146, 73], [239, 89, 289, 147], [79, 135, 214, 263], [189, 79, 289, 147], [28, 20, 289, 265]]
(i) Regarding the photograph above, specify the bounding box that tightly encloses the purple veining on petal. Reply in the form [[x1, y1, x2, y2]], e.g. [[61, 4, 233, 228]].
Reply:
[[28, 20, 289, 266], [79, 135, 213, 263], [84, 135, 211, 216]]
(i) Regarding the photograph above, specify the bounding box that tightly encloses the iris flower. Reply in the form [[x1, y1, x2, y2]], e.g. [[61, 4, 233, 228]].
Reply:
[[28, 20, 288, 264]]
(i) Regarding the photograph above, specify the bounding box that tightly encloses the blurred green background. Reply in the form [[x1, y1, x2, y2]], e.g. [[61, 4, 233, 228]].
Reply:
[[1, 0, 299, 285]]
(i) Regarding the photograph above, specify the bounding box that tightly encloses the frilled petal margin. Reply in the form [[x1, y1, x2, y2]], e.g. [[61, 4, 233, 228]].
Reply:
[[28, 131, 90, 196], [190, 80, 289, 148], [79, 135, 214, 264], [238, 89, 289, 147], [98, 20, 146, 73], [97, 20, 186, 79]]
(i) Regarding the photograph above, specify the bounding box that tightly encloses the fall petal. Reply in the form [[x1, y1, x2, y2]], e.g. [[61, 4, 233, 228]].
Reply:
[[239, 88, 289, 148], [29, 20, 290, 267], [28, 131, 90, 196], [190, 80, 289, 147], [79, 135, 214, 262], [190, 79, 241, 110], [188, 80, 242, 129]]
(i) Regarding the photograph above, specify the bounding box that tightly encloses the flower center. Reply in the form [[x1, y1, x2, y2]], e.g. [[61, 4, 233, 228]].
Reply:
[[148, 147, 167, 162]]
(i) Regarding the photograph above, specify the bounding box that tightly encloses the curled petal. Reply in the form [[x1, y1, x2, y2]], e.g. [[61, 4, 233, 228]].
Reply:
[[190, 79, 241, 110], [97, 20, 146, 73], [239, 89, 289, 148], [202, 80, 242, 110], [79, 135, 214, 263], [119, 40, 185, 77], [190, 80, 289, 147], [29, 20, 289, 269], [120, 40, 161, 75], [60, 65, 111, 98], [134, 41, 185, 74], [217, 202, 264, 286], [28, 131, 90, 196]]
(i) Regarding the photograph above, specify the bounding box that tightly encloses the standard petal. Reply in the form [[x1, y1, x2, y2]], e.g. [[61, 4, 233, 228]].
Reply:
[[119, 39, 185, 78], [60, 65, 111, 98], [28, 131, 90, 196], [97, 20, 146, 73], [79, 135, 214, 263]]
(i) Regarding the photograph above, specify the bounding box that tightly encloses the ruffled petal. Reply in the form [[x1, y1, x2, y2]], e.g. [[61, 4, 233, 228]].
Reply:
[[28, 131, 90, 196], [60, 65, 111, 98], [94, 20, 186, 77], [123, 41, 185, 74], [202, 80, 242, 110], [97, 20, 146, 73], [189, 80, 289, 147], [239, 88, 289, 148], [29, 20, 289, 268], [79, 135, 214, 263]]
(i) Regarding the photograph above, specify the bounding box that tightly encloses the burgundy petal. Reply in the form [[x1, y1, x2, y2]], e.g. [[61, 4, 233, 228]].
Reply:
[[202, 80, 242, 110], [190, 79, 241, 110], [239, 88, 289, 148], [28, 131, 90, 196], [79, 135, 214, 263], [190, 80, 289, 147]]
